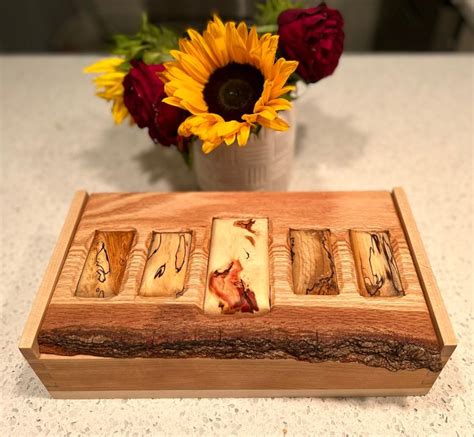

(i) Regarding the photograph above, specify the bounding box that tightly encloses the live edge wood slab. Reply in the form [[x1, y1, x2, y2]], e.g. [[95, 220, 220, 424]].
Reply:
[[19, 189, 456, 398]]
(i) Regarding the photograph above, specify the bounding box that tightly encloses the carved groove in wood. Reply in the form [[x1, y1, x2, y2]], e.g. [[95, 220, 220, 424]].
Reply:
[[75, 231, 135, 298]]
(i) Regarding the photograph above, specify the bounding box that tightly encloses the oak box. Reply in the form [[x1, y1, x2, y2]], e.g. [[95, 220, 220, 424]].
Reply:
[[19, 189, 456, 398]]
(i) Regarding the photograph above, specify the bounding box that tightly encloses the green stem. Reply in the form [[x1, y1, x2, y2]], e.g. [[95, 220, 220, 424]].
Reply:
[[181, 148, 192, 169]]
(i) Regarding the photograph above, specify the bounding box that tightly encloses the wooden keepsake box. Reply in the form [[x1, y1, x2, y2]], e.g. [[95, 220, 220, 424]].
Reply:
[[19, 189, 456, 398]]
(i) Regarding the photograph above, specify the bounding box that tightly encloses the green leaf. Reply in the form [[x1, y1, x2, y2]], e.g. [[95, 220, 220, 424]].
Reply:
[[111, 13, 179, 65], [255, 0, 305, 27], [116, 60, 132, 73]]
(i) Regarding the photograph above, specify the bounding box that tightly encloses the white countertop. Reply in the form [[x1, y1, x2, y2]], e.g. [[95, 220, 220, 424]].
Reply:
[[1, 54, 472, 436]]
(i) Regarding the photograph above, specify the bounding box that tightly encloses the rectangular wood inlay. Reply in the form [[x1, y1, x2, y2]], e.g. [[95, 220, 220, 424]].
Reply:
[[350, 230, 404, 297], [139, 232, 192, 297], [75, 230, 135, 298], [204, 218, 270, 314], [289, 229, 338, 295]]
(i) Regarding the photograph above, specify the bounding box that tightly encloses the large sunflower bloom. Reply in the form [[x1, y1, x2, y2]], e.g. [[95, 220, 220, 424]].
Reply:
[[84, 58, 130, 124], [161, 16, 298, 153]]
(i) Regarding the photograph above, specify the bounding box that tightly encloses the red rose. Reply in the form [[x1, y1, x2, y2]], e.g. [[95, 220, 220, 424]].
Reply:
[[278, 3, 344, 83], [123, 60, 189, 149], [149, 102, 189, 151]]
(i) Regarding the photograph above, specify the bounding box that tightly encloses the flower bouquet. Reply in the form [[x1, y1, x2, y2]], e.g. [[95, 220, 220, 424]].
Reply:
[[85, 1, 344, 190]]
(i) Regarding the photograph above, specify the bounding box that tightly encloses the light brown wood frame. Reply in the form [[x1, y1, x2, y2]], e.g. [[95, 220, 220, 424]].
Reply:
[[392, 188, 456, 364], [19, 191, 89, 361]]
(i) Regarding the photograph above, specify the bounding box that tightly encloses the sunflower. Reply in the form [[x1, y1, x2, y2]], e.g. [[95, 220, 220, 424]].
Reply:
[[84, 58, 130, 124], [161, 16, 298, 153]]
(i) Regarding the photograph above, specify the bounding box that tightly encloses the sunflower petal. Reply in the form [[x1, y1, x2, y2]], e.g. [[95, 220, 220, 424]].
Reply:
[[85, 57, 129, 124], [224, 134, 236, 145], [242, 113, 258, 124], [84, 58, 124, 74], [258, 116, 289, 131], [217, 120, 241, 137], [163, 65, 204, 91], [246, 26, 258, 52], [204, 29, 229, 67], [253, 80, 273, 110], [271, 60, 298, 88], [169, 50, 210, 84], [237, 123, 251, 146], [202, 140, 220, 154], [112, 99, 128, 124], [187, 28, 220, 69], [257, 107, 278, 120], [267, 98, 292, 111], [173, 88, 208, 112], [237, 22, 248, 45], [270, 85, 295, 100], [163, 96, 184, 108], [226, 22, 248, 64]]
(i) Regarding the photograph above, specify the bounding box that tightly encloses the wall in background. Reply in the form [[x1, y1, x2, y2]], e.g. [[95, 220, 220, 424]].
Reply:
[[1, 0, 473, 52]]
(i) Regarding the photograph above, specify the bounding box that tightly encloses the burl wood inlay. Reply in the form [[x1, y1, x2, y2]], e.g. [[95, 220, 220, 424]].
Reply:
[[290, 229, 338, 295], [75, 230, 135, 298], [351, 231, 404, 297], [204, 218, 270, 314], [139, 232, 191, 297]]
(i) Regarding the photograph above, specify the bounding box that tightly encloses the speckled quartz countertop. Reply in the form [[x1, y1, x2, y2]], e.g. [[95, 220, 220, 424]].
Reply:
[[1, 54, 472, 436]]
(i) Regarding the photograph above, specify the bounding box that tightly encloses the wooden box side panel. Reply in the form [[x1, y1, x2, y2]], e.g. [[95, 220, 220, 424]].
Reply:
[[49, 388, 433, 399], [34, 356, 439, 398], [392, 188, 457, 364], [18, 191, 89, 361]]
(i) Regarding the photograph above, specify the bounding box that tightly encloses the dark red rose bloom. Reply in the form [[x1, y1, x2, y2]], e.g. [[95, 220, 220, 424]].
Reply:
[[123, 60, 189, 149], [149, 103, 189, 152], [278, 3, 344, 83]]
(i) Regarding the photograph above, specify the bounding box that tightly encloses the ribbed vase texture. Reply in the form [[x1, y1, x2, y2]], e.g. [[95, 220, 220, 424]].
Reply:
[[193, 110, 296, 191]]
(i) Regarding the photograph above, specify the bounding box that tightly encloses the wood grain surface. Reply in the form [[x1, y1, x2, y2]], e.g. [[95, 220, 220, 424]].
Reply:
[[34, 191, 448, 373], [289, 229, 338, 295], [351, 231, 404, 297], [139, 232, 191, 297], [392, 188, 457, 364], [28, 355, 439, 397]]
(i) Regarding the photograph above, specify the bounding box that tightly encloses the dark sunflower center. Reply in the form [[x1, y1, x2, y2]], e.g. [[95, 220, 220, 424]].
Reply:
[[203, 63, 264, 121]]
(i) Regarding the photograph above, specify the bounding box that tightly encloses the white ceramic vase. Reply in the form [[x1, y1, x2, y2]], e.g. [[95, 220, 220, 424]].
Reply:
[[192, 110, 296, 191]]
